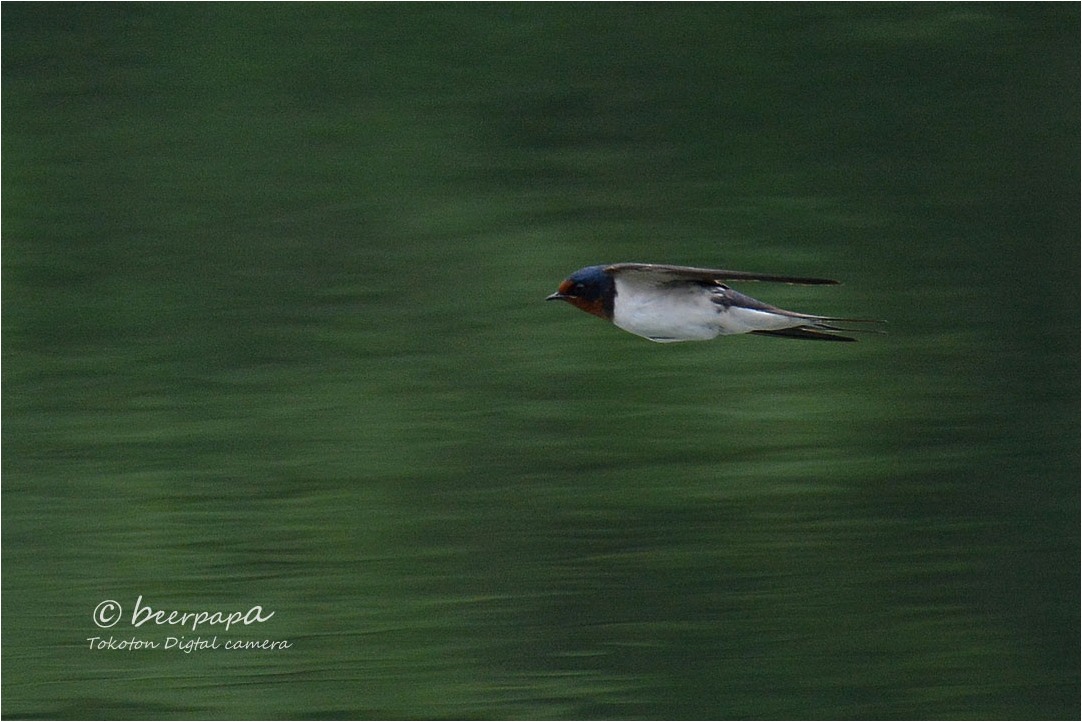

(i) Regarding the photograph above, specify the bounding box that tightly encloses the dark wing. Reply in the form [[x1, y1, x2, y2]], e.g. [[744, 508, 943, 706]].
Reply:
[[605, 262, 840, 286]]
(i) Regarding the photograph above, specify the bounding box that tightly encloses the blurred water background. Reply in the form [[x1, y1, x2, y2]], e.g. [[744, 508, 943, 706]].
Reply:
[[2, 4, 1078, 719]]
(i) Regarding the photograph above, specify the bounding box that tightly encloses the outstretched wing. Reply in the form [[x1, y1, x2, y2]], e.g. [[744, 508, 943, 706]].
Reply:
[[606, 262, 840, 286]]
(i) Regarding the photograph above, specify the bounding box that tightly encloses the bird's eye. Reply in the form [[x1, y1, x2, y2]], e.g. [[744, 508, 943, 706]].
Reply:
[[573, 283, 585, 293]]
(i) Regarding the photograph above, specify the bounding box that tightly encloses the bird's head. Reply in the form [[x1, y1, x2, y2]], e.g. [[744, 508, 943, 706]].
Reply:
[[545, 265, 615, 320]]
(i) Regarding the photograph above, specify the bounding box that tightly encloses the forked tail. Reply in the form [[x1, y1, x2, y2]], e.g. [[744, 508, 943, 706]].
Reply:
[[752, 318, 886, 342]]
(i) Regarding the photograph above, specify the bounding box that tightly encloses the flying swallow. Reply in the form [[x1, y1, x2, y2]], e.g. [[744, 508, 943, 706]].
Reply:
[[546, 263, 879, 342]]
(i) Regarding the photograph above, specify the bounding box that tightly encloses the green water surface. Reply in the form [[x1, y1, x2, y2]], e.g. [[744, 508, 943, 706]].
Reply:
[[3, 4, 1078, 719]]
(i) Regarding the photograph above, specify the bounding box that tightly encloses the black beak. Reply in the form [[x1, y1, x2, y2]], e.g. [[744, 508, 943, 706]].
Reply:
[[545, 292, 567, 301]]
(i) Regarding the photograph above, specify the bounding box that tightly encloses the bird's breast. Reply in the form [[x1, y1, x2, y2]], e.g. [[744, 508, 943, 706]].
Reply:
[[611, 281, 721, 342]]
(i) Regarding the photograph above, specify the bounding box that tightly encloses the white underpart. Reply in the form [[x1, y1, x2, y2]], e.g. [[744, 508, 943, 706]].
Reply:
[[611, 275, 805, 343]]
